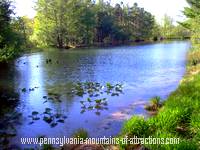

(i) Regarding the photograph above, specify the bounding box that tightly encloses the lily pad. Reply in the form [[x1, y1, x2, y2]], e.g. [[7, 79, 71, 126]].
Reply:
[[28, 121, 34, 125], [57, 119, 64, 123], [50, 123, 58, 128], [88, 106, 94, 110], [95, 99, 102, 104], [43, 96, 47, 99], [55, 113, 62, 118], [43, 116, 53, 124], [33, 117, 40, 120], [21, 88, 26, 92], [44, 108, 52, 114], [32, 111, 39, 115], [80, 110, 85, 114]]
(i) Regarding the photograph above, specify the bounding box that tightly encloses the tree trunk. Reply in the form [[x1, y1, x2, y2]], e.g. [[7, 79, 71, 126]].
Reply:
[[57, 35, 63, 48]]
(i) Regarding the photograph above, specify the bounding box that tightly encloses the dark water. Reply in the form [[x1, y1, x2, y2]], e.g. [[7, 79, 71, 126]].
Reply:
[[0, 41, 190, 148]]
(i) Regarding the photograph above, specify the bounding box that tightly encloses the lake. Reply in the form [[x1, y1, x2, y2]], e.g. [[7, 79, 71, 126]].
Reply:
[[0, 41, 190, 148]]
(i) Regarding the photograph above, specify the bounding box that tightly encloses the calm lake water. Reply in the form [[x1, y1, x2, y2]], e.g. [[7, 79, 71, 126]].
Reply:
[[0, 41, 190, 148]]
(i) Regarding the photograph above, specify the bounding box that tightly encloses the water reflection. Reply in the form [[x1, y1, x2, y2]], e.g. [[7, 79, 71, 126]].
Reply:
[[0, 41, 190, 148], [0, 63, 22, 149]]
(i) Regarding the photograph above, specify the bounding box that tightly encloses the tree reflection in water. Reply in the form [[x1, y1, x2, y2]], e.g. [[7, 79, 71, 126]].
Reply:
[[0, 87, 21, 149]]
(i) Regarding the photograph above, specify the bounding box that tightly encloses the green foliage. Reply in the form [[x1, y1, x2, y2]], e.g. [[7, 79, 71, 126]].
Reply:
[[72, 128, 88, 140], [172, 25, 191, 39], [152, 22, 161, 41], [33, 1, 156, 48], [42, 144, 54, 150], [145, 131, 197, 150], [28, 108, 67, 127], [188, 50, 200, 66], [0, 0, 29, 62], [70, 82, 123, 115], [160, 15, 175, 38], [37, 136, 55, 150], [122, 116, 152, 137], [183, 0, 200, 50], [11, 16, 34, 48], [120, 59, 200, 149], [145, 96, 162, 111], [159, 15, 190, 39]]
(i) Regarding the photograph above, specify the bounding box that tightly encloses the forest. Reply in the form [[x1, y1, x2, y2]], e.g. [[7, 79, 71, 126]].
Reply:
[[0, 0, 190, 62]]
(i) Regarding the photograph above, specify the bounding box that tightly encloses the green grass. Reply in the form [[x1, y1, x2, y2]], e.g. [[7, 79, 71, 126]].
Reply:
[[120, 49, 200, 149], [145, 96, 162, 112], [72, 128, 88, 140]]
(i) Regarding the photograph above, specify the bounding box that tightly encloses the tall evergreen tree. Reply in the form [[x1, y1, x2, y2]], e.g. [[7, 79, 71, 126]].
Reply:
[[183, 0, 200, 49]]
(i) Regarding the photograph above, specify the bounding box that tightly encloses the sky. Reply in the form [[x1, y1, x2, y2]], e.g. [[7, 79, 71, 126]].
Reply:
[[14, 0, 189, 23]]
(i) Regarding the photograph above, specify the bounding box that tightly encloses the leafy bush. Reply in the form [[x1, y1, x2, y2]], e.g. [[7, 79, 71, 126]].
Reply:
[[188, 50, 200, 66]]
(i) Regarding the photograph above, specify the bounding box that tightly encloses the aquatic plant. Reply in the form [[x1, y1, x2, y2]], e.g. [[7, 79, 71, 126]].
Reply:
[[31, 111, 40, 120], [69, 82, 123, 115], [70, 82, 123, 98], [43, 92, 62, 103], [145, 96, 163, 112], [80, 97, 108, 115], [21, 88, 26, 92], [21, 87, 39, 93], [72, 128, 88, 140], [28, 108, 67, 127]]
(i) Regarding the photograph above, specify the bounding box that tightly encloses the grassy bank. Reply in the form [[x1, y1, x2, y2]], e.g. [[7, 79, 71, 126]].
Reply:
[[120, 47, 200, 149]]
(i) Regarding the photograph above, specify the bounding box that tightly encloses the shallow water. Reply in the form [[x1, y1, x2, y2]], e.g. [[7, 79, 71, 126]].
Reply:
[[0, 41, 190, 148]]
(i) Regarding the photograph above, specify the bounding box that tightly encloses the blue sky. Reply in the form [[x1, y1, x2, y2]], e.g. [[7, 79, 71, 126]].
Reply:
[[14, 0, 188, 23]]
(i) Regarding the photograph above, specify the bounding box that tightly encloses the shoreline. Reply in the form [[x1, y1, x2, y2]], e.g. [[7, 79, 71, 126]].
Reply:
[[119, 45, 200, 149], [14, 39, 189, 58], [0, 39, 192, 149], [53, 39, 189, 50]]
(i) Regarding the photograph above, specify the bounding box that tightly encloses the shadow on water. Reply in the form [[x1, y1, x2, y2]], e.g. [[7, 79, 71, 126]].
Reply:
[[0, 62, 22, 149]]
